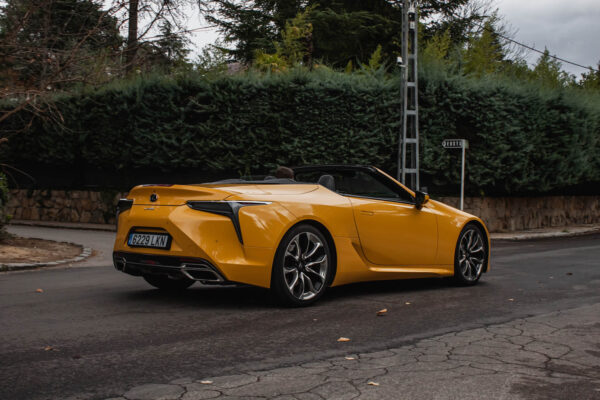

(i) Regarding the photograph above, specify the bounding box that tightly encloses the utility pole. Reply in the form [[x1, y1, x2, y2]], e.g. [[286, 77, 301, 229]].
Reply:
[[397, 0, 420, 191]]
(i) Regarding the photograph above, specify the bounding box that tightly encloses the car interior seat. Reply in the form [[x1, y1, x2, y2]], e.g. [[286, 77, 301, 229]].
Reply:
[[317, 174, 336, 192]]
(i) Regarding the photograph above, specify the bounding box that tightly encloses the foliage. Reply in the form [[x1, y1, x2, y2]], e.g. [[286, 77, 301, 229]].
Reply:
[[422, 29, 452, 65], [419, 65, 600, 194], [135, 22, 193, 74], [254, 52, 289, 73], [253, 6, 314, 71], [0, 0, 123, 89], [195, 43, 230, 75], [206, 0, 486, 67], [579, 64, 600, 91], [2, 69, 600, 195], [278, 6, 314, 66], [462, 19, 504, 77], [367, 45, 384, 71], [531, 49, 576, 88]]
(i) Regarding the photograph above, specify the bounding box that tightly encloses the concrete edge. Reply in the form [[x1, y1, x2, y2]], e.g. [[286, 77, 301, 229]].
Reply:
[[490, 225, 600, 241], [9, 220, 116, 232], [0, 244, 93, 272]]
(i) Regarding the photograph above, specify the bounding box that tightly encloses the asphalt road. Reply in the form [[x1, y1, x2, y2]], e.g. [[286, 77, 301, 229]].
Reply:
[[1, 231, 599, 400]]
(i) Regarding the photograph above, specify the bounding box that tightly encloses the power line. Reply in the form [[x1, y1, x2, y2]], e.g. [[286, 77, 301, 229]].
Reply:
[[142, 25, 216, 41], [461, 15, 599, 73]]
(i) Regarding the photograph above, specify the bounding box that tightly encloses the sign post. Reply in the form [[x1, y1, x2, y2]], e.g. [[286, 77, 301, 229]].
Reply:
[[442, 139, 469, 210]]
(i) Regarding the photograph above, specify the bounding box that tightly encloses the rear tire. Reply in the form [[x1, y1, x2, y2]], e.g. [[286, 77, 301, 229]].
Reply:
[[453, 224, 487, 286], [143, 275, 195, 291], [271, 224, 332, 306]]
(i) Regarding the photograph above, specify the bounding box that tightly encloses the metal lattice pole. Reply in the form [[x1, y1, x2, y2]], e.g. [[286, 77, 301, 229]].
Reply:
[[397, 0, 419, 190]]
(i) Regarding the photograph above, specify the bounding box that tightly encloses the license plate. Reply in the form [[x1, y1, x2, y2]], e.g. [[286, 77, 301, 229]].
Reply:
[[128, 233, 171, 249]]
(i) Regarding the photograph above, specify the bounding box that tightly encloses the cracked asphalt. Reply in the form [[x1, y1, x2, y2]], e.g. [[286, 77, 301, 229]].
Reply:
[[1, 230, 599, 400], [110, 304, 600, 400]]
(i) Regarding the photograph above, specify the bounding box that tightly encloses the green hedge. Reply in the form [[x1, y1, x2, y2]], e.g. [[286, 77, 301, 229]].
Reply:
[[3, 68, 600, 195]]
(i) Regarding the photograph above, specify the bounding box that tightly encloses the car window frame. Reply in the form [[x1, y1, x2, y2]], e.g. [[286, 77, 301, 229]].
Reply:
[[294, 167, 415, 205]]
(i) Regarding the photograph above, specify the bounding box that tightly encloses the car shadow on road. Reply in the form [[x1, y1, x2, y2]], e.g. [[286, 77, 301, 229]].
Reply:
[[322, 277, 489, 302], [116, 277, 487, 309], [120, 284, 276, 309]]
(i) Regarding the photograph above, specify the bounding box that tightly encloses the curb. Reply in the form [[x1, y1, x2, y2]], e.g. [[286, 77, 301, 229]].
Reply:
[[0, 244, 93, 272], [9, 220, 116, 232], [490, 226, 600, 241]]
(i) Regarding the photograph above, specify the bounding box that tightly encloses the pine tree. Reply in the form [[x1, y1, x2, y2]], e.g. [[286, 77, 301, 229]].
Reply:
[[579, 62, 600, 91], [206, 0, 478, 67], [462, 19, 504, 77], [0, 0, 122, 89], [422, 29, 452, 64], [532, 49, 575, 88]]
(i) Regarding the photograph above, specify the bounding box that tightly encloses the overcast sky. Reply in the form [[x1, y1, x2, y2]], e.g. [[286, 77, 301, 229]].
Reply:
[[186, 0, 600, 77], [497, 0, 600, 76]]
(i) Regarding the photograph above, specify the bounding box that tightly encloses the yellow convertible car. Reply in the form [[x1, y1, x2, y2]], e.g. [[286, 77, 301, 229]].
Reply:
[[113, 165, 490, 305]]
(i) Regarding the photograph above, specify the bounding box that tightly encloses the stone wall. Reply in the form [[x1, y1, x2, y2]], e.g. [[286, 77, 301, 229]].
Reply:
[[5, 189, 600, 232], [438, 196, 600, 232], [6, 189, 126, 225]]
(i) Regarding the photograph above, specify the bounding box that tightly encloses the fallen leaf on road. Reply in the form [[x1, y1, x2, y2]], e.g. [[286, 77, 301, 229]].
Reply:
[[368, 381, 380, 386], [200, 380, 213, 384], [337, 337, 351, 342], [566, 272, 573, 276], [44, 346, 55, 351], [549, 276, 554, 279], [376, 308, 387, 316], [36, 288, 43, 293], [344, 356, 356, 360], [508, 298, 514, 301], [405, 302, 411, 305]]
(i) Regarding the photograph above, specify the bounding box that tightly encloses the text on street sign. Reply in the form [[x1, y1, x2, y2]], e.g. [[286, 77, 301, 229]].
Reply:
[[442, 139, 469, 149]]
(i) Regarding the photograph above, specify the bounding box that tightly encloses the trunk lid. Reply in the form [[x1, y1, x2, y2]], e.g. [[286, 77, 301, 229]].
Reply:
[[127, 183, 318, 206], [127, 185, 231, 206]]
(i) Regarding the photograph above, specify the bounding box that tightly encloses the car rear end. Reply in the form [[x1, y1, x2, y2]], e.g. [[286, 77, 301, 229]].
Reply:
[[113, 184, 292, 288]]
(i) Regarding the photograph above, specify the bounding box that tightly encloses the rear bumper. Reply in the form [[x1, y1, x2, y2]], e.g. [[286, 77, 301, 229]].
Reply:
[[113, 251, 227, 284]]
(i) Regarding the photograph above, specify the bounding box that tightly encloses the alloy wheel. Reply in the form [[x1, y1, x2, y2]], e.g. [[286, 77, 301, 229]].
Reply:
[[283, 231, 328, 301], [458, 227, 486, 282]]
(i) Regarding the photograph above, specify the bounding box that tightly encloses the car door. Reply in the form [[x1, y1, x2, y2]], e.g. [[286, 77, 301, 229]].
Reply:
[[328, 169, 438, 266], [350, 197, 438, 266]]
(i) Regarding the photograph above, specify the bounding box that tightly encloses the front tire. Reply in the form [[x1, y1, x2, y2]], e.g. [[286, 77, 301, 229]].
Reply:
[[453, 224, 487, 285], [143, 275, 195, 291], [271, 224, 332, 306]]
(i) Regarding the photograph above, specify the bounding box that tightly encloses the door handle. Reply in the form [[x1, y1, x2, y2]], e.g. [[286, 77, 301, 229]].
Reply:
[[360, 210, 374, 216]]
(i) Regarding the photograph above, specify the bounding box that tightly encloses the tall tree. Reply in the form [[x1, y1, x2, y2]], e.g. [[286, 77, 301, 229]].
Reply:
[[532, 49, 575, 88], [136, 21, 192, 72], [126, 0, 139, 72], [462, 18, 504, 77], [579, 62, 600, 91], [123, 0, 200, 73], [206, 0, 482, 67], [0, 0, 123, 90]]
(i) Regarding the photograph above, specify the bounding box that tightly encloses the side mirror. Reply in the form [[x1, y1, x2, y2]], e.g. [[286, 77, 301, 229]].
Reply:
[[414, 191, 430, 210]]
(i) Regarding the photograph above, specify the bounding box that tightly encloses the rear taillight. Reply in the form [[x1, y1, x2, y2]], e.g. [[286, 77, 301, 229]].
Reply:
[[116, 199, 134, 229], [186, 201, 271, 244]]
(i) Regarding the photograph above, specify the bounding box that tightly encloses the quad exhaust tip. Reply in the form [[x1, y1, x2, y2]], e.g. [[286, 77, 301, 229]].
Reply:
[[113, 254, 226, 284]]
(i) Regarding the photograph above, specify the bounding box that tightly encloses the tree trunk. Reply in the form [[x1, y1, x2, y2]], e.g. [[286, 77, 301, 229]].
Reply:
[[126, 0, 139, 73]]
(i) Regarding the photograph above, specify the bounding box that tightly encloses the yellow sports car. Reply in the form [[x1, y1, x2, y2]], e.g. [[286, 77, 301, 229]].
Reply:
[[113, 165, 490, 306]]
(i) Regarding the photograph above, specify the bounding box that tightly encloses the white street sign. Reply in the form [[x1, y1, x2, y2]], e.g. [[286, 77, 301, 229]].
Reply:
[[442, 139, 469, 211], [442, 139, 469, 149]]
